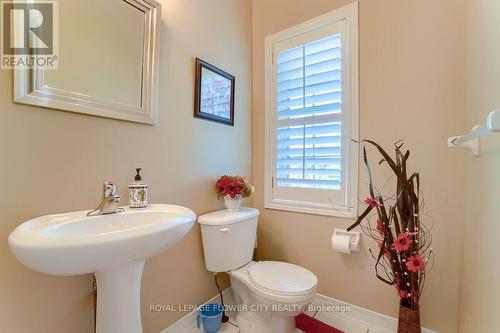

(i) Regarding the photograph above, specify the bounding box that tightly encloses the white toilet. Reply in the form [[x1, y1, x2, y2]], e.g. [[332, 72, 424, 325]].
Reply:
[[198, 207, 318, 333]]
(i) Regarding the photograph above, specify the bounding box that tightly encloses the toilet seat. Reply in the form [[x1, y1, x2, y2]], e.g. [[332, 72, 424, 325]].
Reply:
[[248, 261, 317, 296], [231, 261, 318, 304]]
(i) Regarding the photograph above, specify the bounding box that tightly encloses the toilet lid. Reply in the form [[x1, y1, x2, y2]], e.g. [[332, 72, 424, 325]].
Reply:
[[248, 261, 318, 295]]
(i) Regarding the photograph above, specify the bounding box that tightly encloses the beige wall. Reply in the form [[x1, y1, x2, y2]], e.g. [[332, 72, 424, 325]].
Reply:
[[459, 1, 500, 332], [252, 1, 465, 332], [5, 0, 497, 332], [0, 0, 252, 332]]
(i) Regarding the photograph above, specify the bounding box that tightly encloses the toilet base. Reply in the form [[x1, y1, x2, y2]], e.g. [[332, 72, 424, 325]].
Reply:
[[236, 311, 296, 333]]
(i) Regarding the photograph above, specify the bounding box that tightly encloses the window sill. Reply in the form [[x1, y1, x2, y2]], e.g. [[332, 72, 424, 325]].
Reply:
[[264, 200, 357, 219]]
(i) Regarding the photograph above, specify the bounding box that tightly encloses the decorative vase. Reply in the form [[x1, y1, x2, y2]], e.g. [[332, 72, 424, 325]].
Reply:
[[224, 195, 242, 211], [398, 300, 421, 333]]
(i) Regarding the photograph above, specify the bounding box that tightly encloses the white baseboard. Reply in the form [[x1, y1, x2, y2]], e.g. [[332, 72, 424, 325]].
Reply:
[[312, 294, 437, 333], [160, 288, 438, 333]]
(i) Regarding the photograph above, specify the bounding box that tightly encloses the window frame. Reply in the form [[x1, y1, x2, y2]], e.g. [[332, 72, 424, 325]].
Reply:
[[264, 2, 359, 218]]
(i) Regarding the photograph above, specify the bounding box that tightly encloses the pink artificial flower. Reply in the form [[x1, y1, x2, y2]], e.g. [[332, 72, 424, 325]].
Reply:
[[364, 197, 380, 207], [216, 175, 243, 198], [215, 176, 229, 192], [398, 289, 410, 298], [406, 255, 426, 272], [215, 175, 254, 199], [392, 232, 414, 252], [376, 218, 384, 235]]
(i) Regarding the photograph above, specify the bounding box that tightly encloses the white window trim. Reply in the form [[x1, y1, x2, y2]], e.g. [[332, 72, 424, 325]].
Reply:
[[264, 2, 359, 218]]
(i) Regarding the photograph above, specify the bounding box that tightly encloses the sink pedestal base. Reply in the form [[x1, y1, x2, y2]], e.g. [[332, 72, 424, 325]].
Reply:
[[95, 261, 145, 333]]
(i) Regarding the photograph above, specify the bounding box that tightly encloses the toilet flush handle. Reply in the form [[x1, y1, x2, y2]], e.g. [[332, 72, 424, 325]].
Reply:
[[219, 228, 230, 233]]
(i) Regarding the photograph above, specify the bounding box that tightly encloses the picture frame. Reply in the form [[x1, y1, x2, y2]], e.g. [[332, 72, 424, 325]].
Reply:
[[194, 58, 235, 126]]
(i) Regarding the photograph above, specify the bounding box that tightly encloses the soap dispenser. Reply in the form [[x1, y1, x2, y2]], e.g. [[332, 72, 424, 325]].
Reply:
[[129, 168, 148, 208]]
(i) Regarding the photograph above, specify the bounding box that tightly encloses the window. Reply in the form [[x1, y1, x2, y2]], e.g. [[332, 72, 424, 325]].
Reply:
[[264, 3, 358, 217]]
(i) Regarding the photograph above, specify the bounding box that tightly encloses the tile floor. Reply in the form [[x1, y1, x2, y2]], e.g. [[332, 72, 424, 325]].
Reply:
[[187, 295, 372, 333], [188, 309, 308, 333], [188, 320, 306, 333], [186, 306, 381, 333]]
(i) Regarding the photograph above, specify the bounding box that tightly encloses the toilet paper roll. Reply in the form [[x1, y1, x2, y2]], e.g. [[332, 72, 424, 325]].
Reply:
[[332, 234, 351, 254]]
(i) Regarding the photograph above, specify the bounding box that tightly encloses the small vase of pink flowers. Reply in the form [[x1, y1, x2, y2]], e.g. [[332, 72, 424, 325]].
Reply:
[[215, 175, 255, 212]]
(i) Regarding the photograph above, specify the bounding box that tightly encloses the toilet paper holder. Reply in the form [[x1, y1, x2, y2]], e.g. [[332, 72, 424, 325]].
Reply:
[[332, 229, 361, 252]]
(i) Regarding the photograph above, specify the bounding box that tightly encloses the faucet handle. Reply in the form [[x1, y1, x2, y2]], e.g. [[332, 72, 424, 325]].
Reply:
[[103, 181, 118, 198], [87, 181, 123, 217]]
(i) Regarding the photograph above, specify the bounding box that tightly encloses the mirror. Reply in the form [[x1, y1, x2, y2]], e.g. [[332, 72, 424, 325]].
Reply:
[[13, 0, 161, 125]]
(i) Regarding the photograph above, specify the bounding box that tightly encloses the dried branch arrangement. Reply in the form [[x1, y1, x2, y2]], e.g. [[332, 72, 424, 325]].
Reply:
[[347, 140, 433, 310]]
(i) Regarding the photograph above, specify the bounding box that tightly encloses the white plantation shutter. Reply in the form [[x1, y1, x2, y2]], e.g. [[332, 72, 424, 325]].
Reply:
[[264, 4, 358, 217], [276, 35, 342, 190]]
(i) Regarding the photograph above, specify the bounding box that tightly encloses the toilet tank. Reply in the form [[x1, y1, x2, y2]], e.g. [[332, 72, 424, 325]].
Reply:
[[198, 208, 259, 272]]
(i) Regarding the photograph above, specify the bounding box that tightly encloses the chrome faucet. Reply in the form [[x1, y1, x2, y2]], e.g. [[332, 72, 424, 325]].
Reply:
[[87, 181, 125, 216]]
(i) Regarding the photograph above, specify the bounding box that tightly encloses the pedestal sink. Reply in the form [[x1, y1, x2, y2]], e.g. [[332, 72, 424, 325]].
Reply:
[[8, 204, 196, 333]]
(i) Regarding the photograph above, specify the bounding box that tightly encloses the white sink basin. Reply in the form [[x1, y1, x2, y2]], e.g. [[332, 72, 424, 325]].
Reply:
[[8, 204, 196, 333], [9, 204, 196, 275]]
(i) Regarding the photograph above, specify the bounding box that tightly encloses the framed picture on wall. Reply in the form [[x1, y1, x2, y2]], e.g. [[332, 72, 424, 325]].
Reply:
[[194, 58, 235, 126]]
